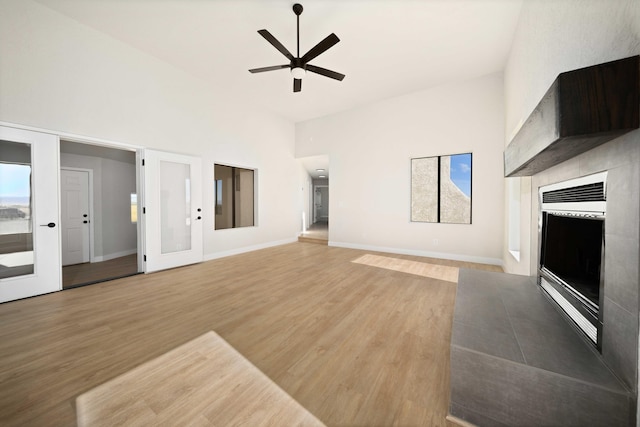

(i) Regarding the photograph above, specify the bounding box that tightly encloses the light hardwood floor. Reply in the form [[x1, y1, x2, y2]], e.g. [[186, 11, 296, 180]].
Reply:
[[76, 331, 326, 426], [63, 254, 139, 289], [299, 220, 329, 244], [0, 243, 500, 426]]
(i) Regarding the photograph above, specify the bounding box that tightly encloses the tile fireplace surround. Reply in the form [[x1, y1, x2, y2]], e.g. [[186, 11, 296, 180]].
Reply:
[[450, 128, 639, 425]]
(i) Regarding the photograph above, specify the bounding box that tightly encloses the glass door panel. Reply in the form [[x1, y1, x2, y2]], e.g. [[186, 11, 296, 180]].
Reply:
[[0, 126, 60, 303], [0, 142, 33, 279], [160, 161, 192, 254]]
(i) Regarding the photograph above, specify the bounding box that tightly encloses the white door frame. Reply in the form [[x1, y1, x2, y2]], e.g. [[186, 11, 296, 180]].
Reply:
[[60, 167, 94, 264], [136, 151, 145, 274]]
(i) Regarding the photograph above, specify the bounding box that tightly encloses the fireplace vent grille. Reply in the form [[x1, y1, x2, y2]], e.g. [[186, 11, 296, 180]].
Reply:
[[542, 182, 605, 204]]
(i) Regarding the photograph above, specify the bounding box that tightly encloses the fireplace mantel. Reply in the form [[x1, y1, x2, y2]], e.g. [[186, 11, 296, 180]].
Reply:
[[504, 56, 639, 177]]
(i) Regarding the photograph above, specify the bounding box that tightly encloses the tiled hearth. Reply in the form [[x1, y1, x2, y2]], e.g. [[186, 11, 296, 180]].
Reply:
[[450, 123, 639, 425], [450, 269, 631, 426]]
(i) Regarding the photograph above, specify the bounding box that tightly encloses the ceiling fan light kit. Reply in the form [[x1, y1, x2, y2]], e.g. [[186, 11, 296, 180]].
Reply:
[[291, 67, 306, 79], [249, 3, 345, 93]]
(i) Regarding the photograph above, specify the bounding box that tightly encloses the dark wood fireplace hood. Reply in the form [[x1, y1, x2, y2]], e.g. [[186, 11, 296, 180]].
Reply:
[[504, 55, 639, 177]]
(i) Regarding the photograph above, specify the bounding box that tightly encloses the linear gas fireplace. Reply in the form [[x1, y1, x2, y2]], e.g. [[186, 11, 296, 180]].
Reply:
[[538, 172, 607, 349]]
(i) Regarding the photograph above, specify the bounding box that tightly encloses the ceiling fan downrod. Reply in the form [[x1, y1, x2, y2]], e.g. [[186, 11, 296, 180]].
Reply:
[[293, 3, 303, 58]]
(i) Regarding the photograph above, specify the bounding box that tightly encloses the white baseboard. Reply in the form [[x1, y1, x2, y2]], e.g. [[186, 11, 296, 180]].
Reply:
[[93, 248, 137, 263], [203, 237, 298, 261], [328, 241, 503, 267]]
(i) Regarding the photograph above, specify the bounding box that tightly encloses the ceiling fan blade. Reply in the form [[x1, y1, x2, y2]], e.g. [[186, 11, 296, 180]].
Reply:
[[249, 65, 290, 73], [300, 33, 340, 64], [294, 78, 302, 93], [306, 64, 345, 81], [258, 29, 294, 60]]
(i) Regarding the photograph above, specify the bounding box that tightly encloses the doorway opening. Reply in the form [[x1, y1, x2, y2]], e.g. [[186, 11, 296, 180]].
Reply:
[[298, 155, 330, 244], [312, 184, 329, 234], [60, 141, 141, 289]]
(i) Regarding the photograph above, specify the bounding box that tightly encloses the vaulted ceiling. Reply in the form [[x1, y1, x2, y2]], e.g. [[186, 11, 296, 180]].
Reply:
[[34, 0, 523, 124]]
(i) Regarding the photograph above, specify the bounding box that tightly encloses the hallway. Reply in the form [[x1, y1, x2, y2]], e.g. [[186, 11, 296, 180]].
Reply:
[[299, 220, 328, 244]]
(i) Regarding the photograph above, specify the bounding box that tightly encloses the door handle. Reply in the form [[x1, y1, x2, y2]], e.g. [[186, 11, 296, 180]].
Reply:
[[83, 220, 88, 224], [196, 216, 202, 220], [40, 222, 56, 228]]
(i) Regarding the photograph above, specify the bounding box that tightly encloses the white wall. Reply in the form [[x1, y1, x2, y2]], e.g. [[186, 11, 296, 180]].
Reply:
[[101, 157, 137, 258], [298, 165, 312, 232], [0, 0, 299, 259], [296, 73, 505, 265], [502, 0, 640, 273]]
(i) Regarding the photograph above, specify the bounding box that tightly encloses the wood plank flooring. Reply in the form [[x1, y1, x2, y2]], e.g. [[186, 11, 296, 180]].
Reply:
[[77, 331, 325, 426], [62, 254, 139, 289], [0, 243, 501, 426], [298, 220, 329, 245]]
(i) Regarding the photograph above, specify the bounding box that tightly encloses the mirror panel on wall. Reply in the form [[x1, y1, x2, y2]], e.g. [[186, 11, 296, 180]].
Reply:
[[411, 153, 472, 224], [214, 164, 255, 230]]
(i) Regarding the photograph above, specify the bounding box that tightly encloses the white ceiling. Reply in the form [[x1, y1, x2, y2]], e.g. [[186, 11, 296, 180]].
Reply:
[[299, 155, 329, 180], [34, 0, 523, 125]]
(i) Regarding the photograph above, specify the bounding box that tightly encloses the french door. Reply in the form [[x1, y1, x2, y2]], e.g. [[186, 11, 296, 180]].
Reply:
[[143, 149, 203, 273], [0, 126, 61, 303]]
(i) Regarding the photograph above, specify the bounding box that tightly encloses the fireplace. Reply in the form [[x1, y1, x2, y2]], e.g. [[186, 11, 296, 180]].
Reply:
[[538, 172, 607, 349]]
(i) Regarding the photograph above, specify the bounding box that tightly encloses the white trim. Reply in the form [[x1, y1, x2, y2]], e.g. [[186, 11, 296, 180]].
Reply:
[[93, 248, 138, 263], [203, 238, 298, 262], [509, 249, 521, 262], [0, 121, 142, 151], [328, 241, 503, 267], [136, 151, 145, 274]]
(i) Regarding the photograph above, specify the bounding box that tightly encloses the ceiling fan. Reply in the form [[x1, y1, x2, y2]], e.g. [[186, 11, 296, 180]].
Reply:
[[249, 3, 345, 93]]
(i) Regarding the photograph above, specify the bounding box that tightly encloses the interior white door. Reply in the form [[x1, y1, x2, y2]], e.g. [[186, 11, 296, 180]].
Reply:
[[319, 187, 329, 220], [143, 149, 203, 273], [0, 126, 61, 302], [61, 169, 90, 266], [314, 187, 321, 222], [314, 185, 329, 222]]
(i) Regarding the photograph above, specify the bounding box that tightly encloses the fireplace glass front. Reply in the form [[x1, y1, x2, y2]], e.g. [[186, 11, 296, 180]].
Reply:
[[540, 213, 603, 308], [538, 172, 606, 348]]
